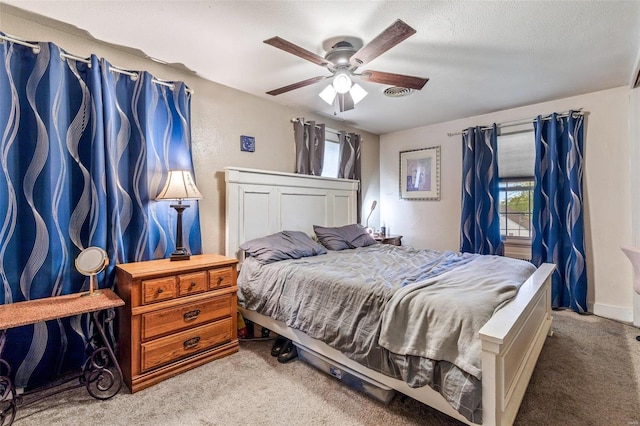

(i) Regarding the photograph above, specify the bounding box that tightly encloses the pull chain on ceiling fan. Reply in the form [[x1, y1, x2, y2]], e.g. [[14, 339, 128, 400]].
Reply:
[[264, 19, 429, 112]]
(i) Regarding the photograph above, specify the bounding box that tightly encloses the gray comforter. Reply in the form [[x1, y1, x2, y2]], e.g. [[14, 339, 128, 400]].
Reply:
[[237, 244, 535, 423]]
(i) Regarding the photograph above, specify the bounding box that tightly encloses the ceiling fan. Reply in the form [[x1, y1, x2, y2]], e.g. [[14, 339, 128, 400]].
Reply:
[[264, 19, 429, 112]]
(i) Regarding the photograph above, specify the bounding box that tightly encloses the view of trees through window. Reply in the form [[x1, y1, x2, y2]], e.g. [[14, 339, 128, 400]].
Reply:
[[499, 180, 534, 238]]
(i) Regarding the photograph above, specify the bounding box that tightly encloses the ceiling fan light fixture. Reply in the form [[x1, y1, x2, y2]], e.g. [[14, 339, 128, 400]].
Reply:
[[264, 20, 428, 106], [332, 70, 352, 94], [319, 84, 337, 105], [350, 83, 368, 104]]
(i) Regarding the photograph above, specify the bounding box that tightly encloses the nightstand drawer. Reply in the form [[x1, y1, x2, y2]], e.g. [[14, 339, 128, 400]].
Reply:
[[178, 271, 207, 297], [141, 294, 233, 341], [141, 318, 233, 372], [209, 267, 234, 289], [142, 276, 176, 304]]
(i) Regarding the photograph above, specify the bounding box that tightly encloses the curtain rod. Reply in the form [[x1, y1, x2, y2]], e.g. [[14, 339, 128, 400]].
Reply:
[[291, 118, 363, 139], [61, 51, 90, 64], [108, 64, 193, 94], [446, 108, 584, 137], [0, 33, 40, 53], [0, 33, 194, 95], [291, 118, 325, 130], [291, 118, 339, 136]]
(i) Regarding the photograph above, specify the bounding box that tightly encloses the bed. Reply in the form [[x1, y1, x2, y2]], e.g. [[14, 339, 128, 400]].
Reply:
[[225, 166, 555, 426]]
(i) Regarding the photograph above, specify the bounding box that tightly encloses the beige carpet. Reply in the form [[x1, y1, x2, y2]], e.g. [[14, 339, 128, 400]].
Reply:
[[11, 310, 640, 425]]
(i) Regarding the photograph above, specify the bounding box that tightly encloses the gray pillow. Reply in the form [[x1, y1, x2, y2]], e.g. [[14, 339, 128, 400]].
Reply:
[[240, 230, 327, 264], [313, 224, 377, 251]]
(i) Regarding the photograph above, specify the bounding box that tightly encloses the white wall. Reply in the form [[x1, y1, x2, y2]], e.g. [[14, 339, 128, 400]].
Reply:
[[0, 6, 381, 256], [630, 88, 640, 326], [381, 87, 634, 322]]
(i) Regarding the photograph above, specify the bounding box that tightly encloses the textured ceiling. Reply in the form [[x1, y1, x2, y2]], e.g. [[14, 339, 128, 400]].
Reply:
[[4, 1, 640, 135]]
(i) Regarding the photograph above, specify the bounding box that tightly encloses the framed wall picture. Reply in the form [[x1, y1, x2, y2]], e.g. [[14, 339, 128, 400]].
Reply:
[[399, 146, 440, 200], [240, 135, 255, 152]]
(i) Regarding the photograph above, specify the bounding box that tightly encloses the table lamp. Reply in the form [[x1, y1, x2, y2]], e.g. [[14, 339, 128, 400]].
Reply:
[[156, 170, 203, 261], [365, 200, 377, 234]]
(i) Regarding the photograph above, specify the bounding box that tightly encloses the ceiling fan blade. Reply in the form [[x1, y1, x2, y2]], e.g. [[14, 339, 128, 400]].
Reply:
[[360, 70, 429, 90], [264, 36, 333, 67], [338, 92, 355, 112], [266, 76, 327, 96], [350, 19, 416, 68]]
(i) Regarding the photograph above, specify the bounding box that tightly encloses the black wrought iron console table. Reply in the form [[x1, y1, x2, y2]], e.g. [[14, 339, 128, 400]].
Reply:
[[0, 289, 124, 425]]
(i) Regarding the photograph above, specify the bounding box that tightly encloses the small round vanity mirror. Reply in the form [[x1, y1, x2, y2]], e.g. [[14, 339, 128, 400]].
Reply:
[[75, 247, 108, 296]]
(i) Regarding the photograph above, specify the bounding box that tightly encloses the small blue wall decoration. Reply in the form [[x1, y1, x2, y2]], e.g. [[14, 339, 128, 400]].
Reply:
[[241, 135, 255, 152]]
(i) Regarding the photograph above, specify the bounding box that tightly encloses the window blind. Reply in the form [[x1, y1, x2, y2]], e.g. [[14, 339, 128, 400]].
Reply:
[[498, 131, 535, 179]]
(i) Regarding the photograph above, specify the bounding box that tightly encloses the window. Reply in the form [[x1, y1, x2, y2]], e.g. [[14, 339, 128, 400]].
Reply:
[[321, 131, 340, 178], [498, 129, 535, 240], [499, 179, 534, 238]]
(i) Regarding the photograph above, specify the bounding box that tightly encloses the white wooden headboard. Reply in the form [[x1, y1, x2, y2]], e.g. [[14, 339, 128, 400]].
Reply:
[[225, 167, 359, 263]]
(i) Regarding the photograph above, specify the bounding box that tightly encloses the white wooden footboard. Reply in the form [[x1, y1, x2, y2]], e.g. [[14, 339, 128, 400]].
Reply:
[[479, 263, 555, 426]]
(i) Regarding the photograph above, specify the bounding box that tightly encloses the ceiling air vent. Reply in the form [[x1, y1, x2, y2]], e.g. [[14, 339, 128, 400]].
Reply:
[[383, 87, 413, 97]]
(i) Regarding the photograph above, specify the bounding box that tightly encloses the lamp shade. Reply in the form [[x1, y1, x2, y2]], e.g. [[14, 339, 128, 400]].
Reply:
[[319, 82, 368, 108], [156, 170, 203, 201], [319, 84, 337, 105], [350, 83, 368, 104]]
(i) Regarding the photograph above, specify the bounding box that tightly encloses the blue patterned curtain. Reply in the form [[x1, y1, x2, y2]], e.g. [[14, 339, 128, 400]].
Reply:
[[0, 36, 201, 388], [460, 124, 502, 255], [100, 64, 202, 270], [532, 112, 587, 311]]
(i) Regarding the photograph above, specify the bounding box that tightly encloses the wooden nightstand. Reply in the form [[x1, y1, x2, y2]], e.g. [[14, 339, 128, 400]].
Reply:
[[375, 235, 403, 246], [116, 254, 238, 393]]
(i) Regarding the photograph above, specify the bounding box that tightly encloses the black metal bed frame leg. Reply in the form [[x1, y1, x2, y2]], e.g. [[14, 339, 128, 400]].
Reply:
[[0, 330, 16, 426], [81, 309, 123, 400]]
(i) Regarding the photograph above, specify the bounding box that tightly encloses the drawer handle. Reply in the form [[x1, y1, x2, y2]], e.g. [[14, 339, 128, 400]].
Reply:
[[157, 288, 164, 294], [183, 336, 201, 350], [183, 309, 201, 321], [217, 276, 224, 284], [189, 281, 196, 289]]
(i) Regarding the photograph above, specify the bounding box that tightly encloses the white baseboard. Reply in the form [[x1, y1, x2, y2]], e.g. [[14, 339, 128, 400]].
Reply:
[[592, 302, 634, 323]]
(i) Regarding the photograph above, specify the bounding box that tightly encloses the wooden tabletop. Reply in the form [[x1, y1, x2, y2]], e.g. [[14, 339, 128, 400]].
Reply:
[[0, 288, 124, 330], [116, 253, 238, 278]]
